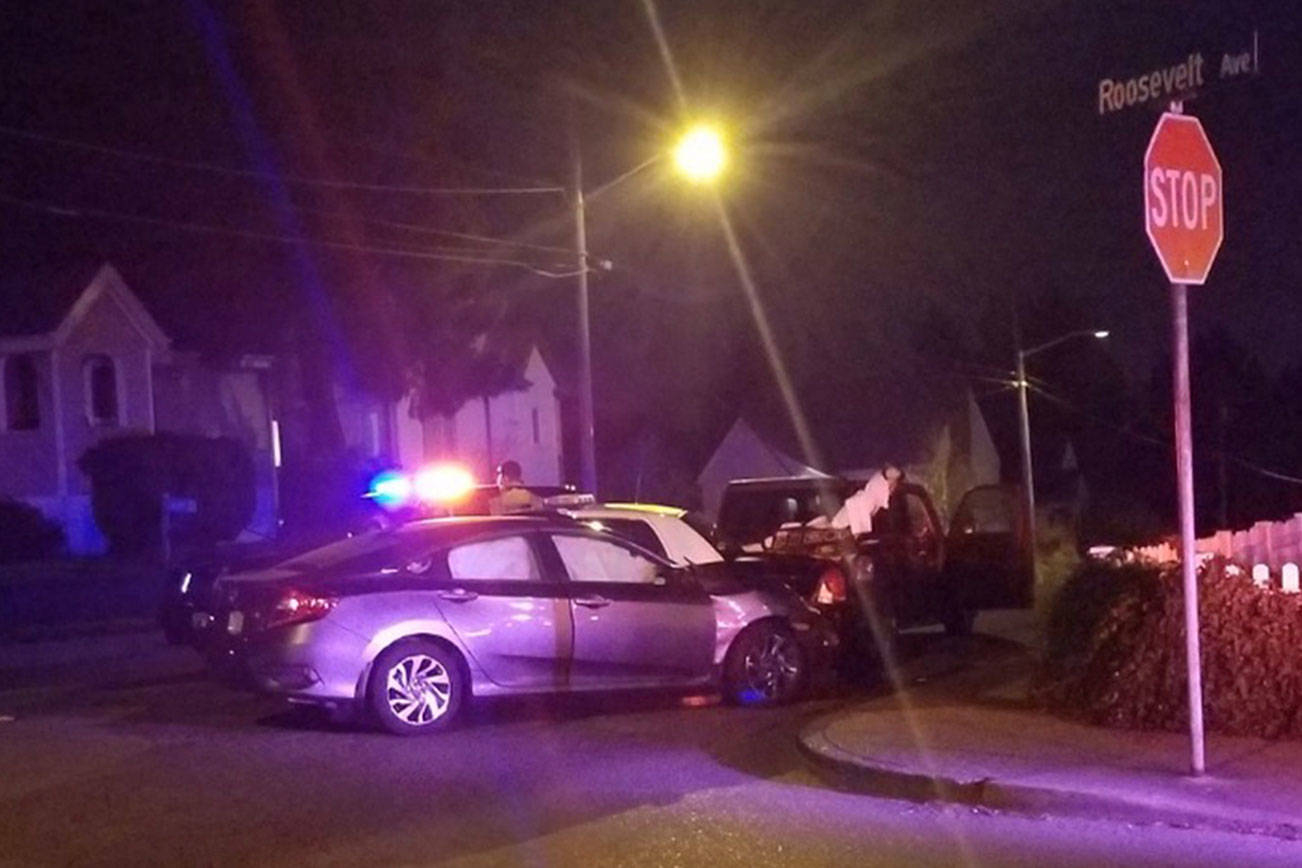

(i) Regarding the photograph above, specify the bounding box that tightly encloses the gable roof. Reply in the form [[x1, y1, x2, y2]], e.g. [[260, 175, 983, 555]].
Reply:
[[55, 263, 170, 350], [0, 261, 171, 352]]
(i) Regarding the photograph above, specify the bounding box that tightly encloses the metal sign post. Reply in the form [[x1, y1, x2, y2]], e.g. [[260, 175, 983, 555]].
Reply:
[[1144, 101, 1223, 776], [1170, 279, 1206, 775]]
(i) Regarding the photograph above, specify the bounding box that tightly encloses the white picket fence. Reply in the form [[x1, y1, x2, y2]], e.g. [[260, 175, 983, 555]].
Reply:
[[1091, 513, 1302, 592]]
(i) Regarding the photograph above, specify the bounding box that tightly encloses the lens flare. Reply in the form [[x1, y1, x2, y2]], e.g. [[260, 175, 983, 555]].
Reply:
[[413, 464, 475, 504], [367, 470, 412, 509]]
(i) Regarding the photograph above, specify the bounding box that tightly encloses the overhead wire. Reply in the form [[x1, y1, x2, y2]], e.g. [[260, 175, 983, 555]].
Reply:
[[1029, 381, 1302, 487], [0, 191, 590, 279], [0, 124, 564, 196], [287, 203, 578, 257], [0, 124, 594, 264]]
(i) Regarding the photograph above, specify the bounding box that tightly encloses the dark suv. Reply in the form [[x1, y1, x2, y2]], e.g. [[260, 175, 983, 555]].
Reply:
[[714, 476, 1032, 662]]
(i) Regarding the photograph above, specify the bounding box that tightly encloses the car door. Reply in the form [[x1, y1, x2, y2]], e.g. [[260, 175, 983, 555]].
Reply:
[[943, 485, 1033, 609], [541, 531, 716, 687], [431, 532, 573, 689], [884, 485, 947, 625]]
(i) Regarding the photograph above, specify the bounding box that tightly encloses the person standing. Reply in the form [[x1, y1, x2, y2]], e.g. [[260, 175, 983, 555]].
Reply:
[[489, 460, 544, 514]]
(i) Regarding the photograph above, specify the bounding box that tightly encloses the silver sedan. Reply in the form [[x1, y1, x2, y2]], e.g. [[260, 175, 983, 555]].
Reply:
[[203, 515, 835, 734]]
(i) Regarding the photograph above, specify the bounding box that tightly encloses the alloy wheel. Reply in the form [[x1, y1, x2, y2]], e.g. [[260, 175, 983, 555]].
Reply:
[[742, 632, 802, 701], [385, 654, 453, 726]]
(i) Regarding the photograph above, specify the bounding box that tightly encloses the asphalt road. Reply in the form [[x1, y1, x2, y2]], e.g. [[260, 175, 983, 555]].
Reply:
[[2, 628, 1300, 867]]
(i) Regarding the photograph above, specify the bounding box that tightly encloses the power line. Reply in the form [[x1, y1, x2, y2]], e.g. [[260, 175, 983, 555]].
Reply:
[[0, 125, 565, 196], [3, 135, 579, 256], [1030, 382, 1302, 487], [289, 203, 578, 257], [0, 191, 589, 279]]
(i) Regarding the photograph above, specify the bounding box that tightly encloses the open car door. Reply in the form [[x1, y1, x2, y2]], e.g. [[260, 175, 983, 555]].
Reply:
[[944, 485, 1033, 609]]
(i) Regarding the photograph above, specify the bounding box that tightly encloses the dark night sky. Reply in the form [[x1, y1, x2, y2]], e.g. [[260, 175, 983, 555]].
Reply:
[[1, 0, 1298, 486]]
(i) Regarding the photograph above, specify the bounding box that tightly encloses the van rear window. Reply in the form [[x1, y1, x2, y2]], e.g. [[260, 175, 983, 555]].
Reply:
[[716, 485, 847, 547]]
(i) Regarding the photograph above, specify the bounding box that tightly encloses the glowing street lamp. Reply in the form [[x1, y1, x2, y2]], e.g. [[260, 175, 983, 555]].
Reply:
[[572, 123, 728, 494], [673, 125, 727, 184]]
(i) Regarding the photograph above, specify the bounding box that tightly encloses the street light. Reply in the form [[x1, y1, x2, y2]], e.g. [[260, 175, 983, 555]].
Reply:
[[572, 123, 727, 494], [1015, 328, 1109, 585], [673, 124, 727, 184]]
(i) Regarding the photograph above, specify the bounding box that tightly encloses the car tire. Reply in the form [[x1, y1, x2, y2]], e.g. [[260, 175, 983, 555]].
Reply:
[[368, 640, 466, 735], [943, 608, 976, 637], [159, 604, 190, 646], [723, 622, 807, 707]]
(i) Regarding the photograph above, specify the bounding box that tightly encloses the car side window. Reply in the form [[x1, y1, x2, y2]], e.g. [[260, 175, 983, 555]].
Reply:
[[594, 518, 667, 559], [953, 489, 1013, 535], [446, 536, 540, 581], [552, 535, 659, 585]]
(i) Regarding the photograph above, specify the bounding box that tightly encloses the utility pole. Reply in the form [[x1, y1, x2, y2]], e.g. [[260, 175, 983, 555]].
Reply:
[[571, 137, 597, 495], [1015, 347, 1037, 587]]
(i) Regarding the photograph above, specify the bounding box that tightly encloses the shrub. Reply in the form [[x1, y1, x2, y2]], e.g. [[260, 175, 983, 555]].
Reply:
[[78, 433, 255, 555], [1036, 557, 1302, 738], [1032, 510, 1083, 642], [0, 499, 65, 563]]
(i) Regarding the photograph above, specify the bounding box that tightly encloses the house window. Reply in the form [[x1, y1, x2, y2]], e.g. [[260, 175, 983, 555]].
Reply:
[[4, 354, 40, 430], [84, 355, 119, 426], [531, 408, 540, 445]]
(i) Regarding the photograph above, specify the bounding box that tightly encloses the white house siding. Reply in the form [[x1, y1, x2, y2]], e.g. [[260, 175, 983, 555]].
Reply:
[[154, 362, 279, 538], [490, 349, 560, 486], [390, 393, 424, 471], [0, 350, 60, 499], [334, 383, 394, 462], [56, 287, 156, 500], [415, 348, 561, 486]]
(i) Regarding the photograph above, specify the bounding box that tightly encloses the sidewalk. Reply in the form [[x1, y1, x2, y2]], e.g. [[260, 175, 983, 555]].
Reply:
[[0, 628, 201, 694], [800, 640, 1302, 841]]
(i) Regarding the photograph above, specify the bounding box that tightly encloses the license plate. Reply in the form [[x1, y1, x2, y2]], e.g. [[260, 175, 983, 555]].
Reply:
[[226, 610, 244, 635]]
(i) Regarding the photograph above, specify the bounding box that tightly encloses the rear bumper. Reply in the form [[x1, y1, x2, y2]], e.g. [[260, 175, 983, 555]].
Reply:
[[201, 617, 368, 704], [792, 614, 839, 672]]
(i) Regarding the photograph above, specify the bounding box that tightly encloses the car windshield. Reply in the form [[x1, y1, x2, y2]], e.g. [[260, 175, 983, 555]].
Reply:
[[277, 525, 436, 574]]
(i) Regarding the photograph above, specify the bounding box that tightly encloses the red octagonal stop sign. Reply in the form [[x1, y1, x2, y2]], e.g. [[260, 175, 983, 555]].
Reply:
[[1144, 113, 1223, 285]]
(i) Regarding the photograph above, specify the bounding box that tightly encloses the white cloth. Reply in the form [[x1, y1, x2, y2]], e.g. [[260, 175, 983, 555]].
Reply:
[[830, 473, 893, 535]]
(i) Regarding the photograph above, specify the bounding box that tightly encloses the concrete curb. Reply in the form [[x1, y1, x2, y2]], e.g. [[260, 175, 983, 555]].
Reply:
[[798, 719, 1302, 842]]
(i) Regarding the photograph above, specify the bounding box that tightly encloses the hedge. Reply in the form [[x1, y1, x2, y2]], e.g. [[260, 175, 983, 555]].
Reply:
[[1036, 557, 1302, 738], [0, 499, 65, 563], [78, 433, 255, 555]]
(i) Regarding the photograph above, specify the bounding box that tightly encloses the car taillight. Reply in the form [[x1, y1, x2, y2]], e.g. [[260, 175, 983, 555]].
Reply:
[[264, 590, 337, 630], [813, 566, 847, 605]]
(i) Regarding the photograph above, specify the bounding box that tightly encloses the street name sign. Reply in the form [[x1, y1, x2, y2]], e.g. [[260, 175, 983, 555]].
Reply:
[[1144, 113, 1223, 285], [1097, 29, 1259, 115]]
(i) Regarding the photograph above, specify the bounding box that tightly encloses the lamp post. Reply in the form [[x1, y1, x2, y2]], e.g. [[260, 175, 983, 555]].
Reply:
[[571, 123, 726, 495], [1015, 329, 1109, 583]]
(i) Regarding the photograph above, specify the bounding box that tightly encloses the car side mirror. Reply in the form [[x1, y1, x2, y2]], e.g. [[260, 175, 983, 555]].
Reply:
[[655, 563, 694, 586]]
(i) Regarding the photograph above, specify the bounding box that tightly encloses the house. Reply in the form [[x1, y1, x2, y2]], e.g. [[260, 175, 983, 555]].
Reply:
[[696, 419, 829, 518], [389, 343, 563, 486], [0, 262, 566, 552], [697, 377, 1001, 522], [0, 263, 281, 553]]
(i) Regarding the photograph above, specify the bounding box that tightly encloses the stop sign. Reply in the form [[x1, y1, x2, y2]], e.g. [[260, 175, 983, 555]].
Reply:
[[1144, 113, 1223, 285]]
